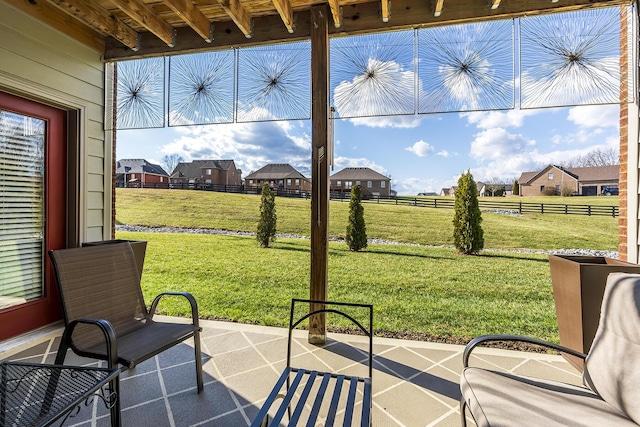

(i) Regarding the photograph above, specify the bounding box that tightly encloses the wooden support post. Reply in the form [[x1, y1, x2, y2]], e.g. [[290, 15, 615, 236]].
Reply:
[[309, 4, 329, 345]]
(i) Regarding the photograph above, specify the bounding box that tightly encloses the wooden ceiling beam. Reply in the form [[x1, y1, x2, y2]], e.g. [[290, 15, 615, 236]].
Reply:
[[216, 0, 253, 38], [271, 0, 295, 33], [47, 0, 139, 50], [105, 11, 309, 60], [3, 0, 105, 52], [114, 0, 175, 46], [162, 0, 213, 42], [434, 0, 444, 17], [328, 0, 342, 28], [381, 0, 390, 22], [105, 0, 631, 60]]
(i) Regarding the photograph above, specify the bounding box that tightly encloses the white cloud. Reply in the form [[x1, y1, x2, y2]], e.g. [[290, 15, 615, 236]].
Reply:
[[520, 57, 619, 109], [160, 121, 312, 177], [437, 150, 453, 157], [550, 128, 610, 146], [348, 115, 423, 129], [471, 155, 543, 183], [333, 58, 415, 119], [470, 128, 536, 161], [395, 177, 441, 196], [549, 105, 619, 147], [567, 105, 619, 128], [405, 140, 434, 157], [460, 109, 541, 129]]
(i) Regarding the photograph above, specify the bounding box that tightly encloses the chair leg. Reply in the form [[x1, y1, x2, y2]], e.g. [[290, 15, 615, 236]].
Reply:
[[109, 376, 122, 427], [39, 327, 73, 418], [460, 399, 467, 427], [194, 330, 204, 393]]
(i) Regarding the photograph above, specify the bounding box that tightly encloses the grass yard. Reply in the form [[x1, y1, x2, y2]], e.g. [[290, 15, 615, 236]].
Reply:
[[116, 189, 618, 251], [115, 188, 620, 344], [119, 231, 557, 343]]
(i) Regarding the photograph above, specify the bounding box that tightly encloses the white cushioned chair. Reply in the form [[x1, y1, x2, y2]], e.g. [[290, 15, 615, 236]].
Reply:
[[460, 272, 640, 427]]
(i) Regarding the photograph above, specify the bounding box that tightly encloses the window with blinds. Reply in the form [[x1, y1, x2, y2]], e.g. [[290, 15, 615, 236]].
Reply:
[[0, 110, 45, 310]]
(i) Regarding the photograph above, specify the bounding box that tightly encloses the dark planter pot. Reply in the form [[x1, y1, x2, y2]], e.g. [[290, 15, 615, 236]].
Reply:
[[82, 239, 147, 280], [548, 254, 640, 371]]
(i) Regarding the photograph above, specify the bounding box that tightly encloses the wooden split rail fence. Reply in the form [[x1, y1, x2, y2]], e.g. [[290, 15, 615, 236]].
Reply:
[[117, 183, 619, 217]]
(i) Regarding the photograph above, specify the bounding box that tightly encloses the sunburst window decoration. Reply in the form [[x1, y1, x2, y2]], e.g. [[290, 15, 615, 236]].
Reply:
[[168, 50, 235, 126], [115, 57, 165, 129], [330, 30, 415, 119], [418, 20, 514, 114], [520, 7, 630, 109], [236, 41, 311, 122]]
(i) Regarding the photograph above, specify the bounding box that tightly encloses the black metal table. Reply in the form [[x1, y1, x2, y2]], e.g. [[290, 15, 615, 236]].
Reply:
[[0, 361, 120, 427]]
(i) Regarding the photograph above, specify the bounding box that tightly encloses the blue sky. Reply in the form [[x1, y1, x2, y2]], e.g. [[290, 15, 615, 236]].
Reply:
[[116, 6, 625, 196], [117, 103, 620, 195]]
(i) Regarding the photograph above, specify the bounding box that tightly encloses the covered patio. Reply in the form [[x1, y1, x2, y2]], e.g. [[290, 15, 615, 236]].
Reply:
[[0, 317, 580, 426], [0, 0, 637, 424]]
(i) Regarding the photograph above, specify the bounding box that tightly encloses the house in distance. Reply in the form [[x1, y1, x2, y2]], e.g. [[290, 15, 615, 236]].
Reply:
[[518, 164, 619, 196], [330, 167, 392, 197], [244, 164, 311, 193], [170, 160, 242, 188], [116, 159, 169, 187]]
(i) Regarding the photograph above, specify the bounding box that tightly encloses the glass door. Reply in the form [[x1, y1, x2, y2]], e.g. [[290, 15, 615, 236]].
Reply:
[[0, 92, 66, 340]]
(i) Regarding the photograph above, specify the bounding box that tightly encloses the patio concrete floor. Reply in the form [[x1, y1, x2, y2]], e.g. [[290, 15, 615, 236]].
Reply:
[[0, 317, 582, 427]]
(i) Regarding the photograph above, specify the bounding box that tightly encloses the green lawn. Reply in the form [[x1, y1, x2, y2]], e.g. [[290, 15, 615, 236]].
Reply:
[[114, 188, 620, 344], [119, 231, 558, 343], [116, 189, 618, 251]]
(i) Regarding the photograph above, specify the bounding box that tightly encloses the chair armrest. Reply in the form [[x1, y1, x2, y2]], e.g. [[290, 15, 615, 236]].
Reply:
[[55, 318, 118, 369], [463, 334, 587, 368], [149, 292, 200, 329]]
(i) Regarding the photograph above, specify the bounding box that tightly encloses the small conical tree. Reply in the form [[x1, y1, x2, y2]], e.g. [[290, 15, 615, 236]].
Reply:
[[453, 171, 484, 255], [257, 184, 277, 248], [346, 185, 367, 251], [512, 180, 520, 196]]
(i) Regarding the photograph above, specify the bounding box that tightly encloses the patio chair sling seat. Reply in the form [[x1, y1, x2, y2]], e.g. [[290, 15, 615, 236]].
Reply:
[[460, 272, 640, 427], [48, 242, 203, 388], [75, 321, 199, 368]]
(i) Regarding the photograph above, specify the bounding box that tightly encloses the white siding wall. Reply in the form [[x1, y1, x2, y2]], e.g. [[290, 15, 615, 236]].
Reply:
[[0, 2, 110, 242]]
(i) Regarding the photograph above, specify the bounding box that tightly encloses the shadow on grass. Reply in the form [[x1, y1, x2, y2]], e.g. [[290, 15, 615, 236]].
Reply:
[[479, 252, 550, 263], [272, 239, 549, 264]]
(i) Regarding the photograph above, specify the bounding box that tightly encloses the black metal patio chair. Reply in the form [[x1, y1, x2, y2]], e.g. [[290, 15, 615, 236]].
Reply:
[[251, 299, 373, 426]]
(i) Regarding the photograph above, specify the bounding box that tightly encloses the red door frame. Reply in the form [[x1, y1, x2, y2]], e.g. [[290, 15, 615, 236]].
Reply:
[[0, 91, 67, 341]]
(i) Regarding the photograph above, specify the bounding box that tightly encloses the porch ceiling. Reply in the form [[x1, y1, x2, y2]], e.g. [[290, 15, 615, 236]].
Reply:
[[3, 0, 631, 60]]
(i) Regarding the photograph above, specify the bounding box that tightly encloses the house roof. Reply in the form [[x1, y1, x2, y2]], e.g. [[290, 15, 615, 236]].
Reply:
[[564, 165, 619, 182], [245, 164, 308, 180], [329, 167, 390, 181], [116, 159, 168, 176], [12, 0, 616, 60], [517, 171, 538, 184], [519, 164, 619, 184], [170, 160, 236, 179]]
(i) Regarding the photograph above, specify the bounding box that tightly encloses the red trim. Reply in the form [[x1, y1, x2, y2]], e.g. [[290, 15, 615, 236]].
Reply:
[[0, 92, 66, 341]]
